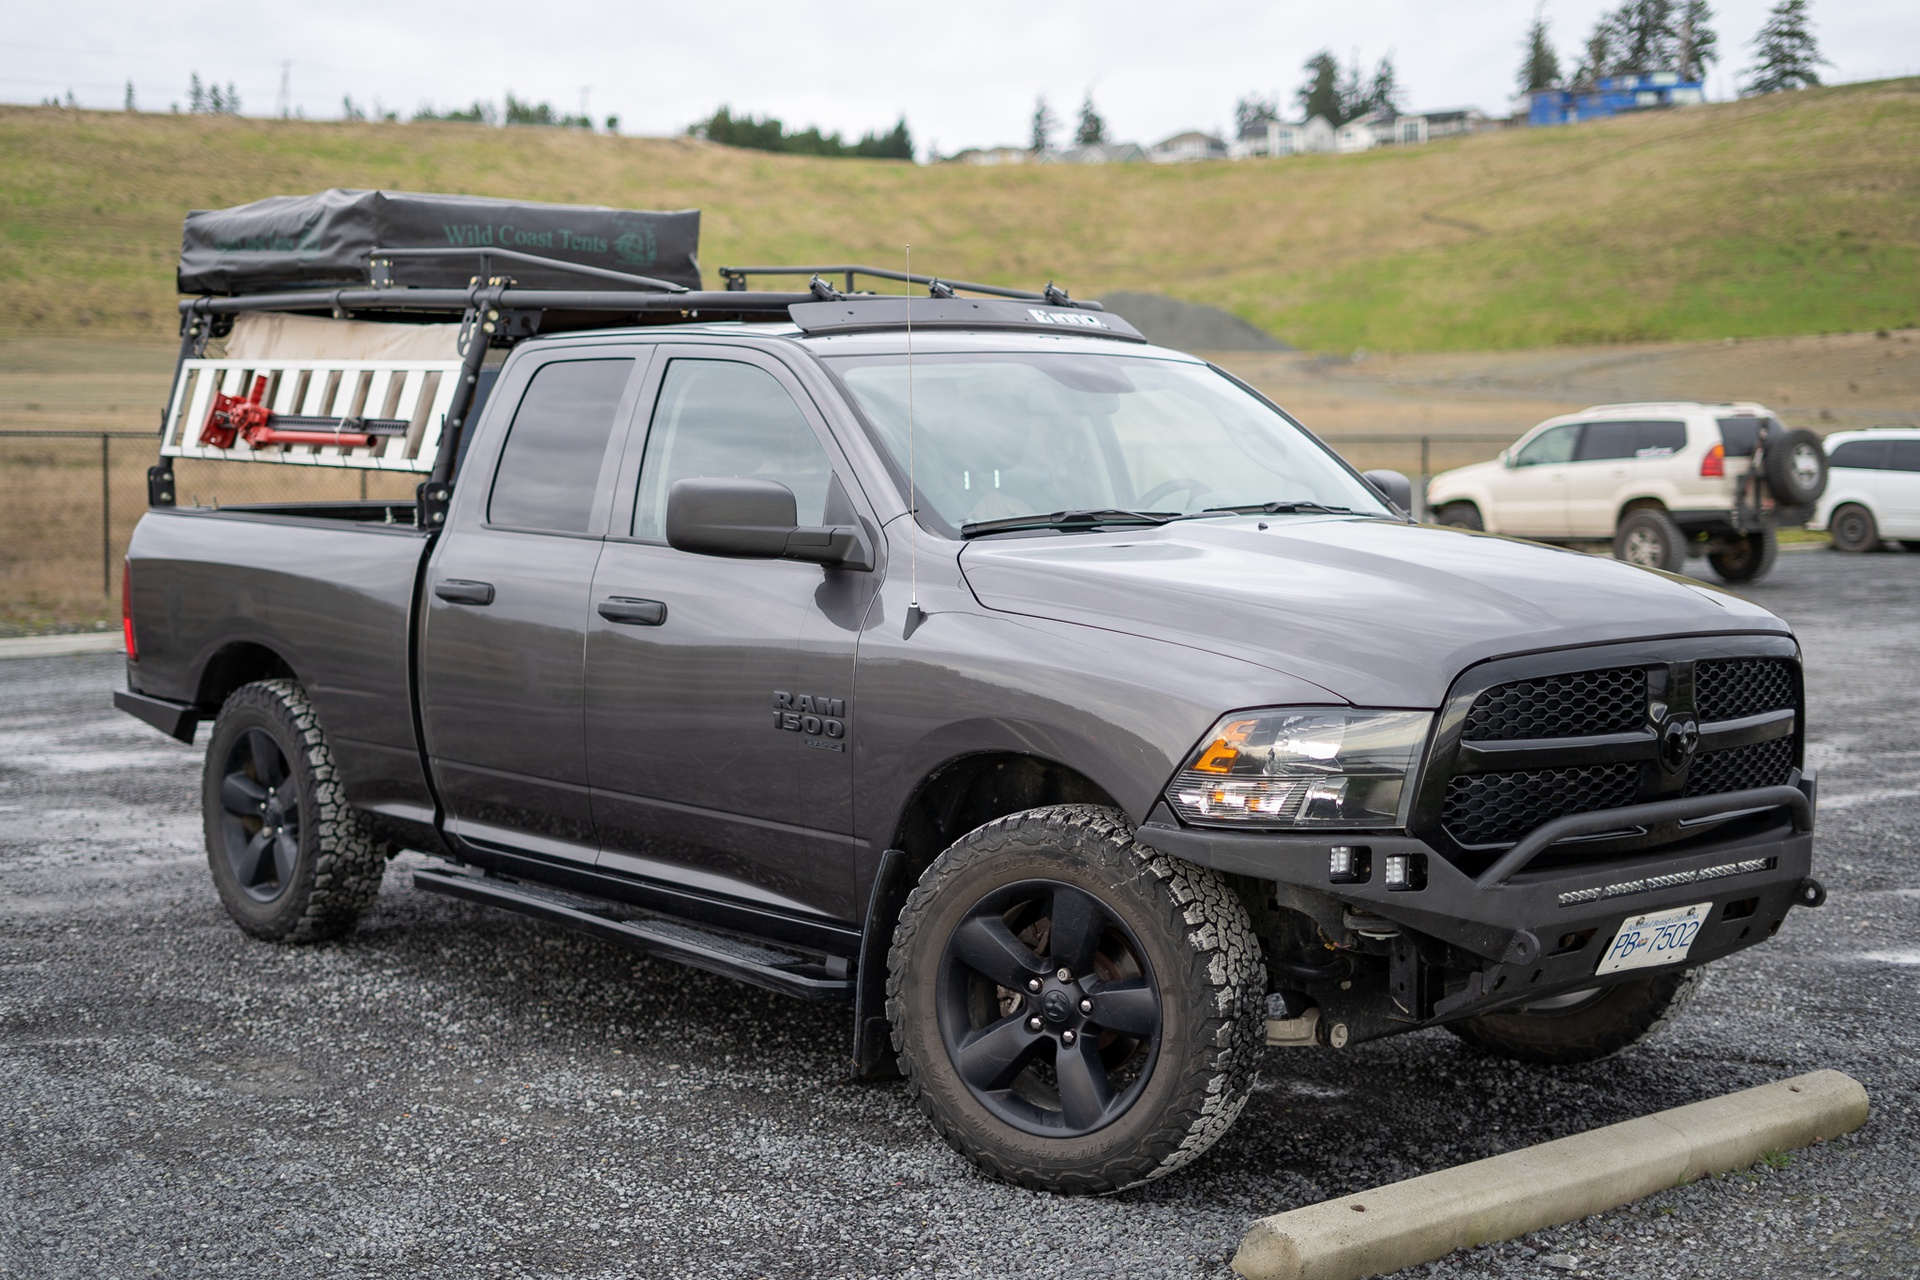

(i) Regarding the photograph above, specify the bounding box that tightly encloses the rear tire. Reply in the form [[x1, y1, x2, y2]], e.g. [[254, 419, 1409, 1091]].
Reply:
[[886, 806, 1263, 1194], [1708, 526, 1778, 583], [202, 679, 386, 943], [1446, 967, 1707, 1065], [1763, 429, 1828, 506], [1612, 508, 1687, 574], [1828, 504, 1880, 553], [1435, 502, 1484, 531]]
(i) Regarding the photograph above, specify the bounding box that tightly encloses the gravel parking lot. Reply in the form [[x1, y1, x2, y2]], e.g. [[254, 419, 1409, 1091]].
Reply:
[[3, 549, 1917, 1280]]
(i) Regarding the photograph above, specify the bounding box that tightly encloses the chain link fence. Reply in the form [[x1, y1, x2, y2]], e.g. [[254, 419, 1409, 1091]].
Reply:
[[1, 428, 1515, 636]]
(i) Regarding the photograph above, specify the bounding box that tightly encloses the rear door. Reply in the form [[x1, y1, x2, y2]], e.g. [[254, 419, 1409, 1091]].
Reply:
[[1887, 439, 1920, 535], [1564, 419, 1686, 535], [1489, 423, 1578, 535], [418, 350, 646, 862], [583, 347, 879, 922]]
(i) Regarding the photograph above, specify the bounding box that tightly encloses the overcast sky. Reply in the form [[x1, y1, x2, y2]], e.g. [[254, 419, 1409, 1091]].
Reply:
[[4, 1, 1914, 155]]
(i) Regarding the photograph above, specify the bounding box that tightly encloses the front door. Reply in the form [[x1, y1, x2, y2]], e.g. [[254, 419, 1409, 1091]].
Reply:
[[584, 349, 877, 922], [1885, 439, 1920, 535], [418, 352, 644, 861], [1490, 422, 1578, 536]]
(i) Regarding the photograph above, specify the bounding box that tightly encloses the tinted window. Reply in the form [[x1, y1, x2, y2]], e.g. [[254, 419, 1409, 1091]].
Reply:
[[1633, 421, 1687, 456], [487, 360, 634, 532], [1892, 440, 1920, 473], [1513, 423, 1579, 466], [632, 360, 833, 541], [1827, 440, 1888, 470], [1716, 416, 1775, 457], [1575, 421, 1635, 461]]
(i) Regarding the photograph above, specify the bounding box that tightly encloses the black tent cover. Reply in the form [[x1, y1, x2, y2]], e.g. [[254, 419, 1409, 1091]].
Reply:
[[179, 189, 701, 295]]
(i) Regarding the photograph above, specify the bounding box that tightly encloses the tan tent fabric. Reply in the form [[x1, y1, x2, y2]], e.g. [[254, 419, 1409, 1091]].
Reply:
[[223, 312, 463, 362]]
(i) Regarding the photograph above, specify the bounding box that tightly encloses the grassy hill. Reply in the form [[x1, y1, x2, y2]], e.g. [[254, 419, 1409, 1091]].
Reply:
[[2, 77, 1917, 352]]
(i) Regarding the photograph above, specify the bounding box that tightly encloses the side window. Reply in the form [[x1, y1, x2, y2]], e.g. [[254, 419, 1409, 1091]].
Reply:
[[1716, 416, 1767, 458], [1574, 421, 1635, 461], [487, 359, 634, 533], [1891, 440, 1920, 473], [1827, 440, 1887, 470], [1632, 421, 1687, 457], [1513, 423, 1579, 466], [632, 359, 834, 541]]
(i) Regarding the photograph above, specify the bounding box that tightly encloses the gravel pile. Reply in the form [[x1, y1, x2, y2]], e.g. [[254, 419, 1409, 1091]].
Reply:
[[2, 551, 1916, 1278]]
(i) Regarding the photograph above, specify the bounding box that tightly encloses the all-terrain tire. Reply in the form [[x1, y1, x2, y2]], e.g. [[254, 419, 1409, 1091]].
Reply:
[[1445, 967, 1708, 1065], [886, 805, 1264, 1194], [1435, 502, 1484, 531], [1828, 504, 1880, 553], [1613, 507, 1687, 574], [1708, 525, 1779, 583], [202, 679, 386, 943], [1762, 428, 1828, 506]]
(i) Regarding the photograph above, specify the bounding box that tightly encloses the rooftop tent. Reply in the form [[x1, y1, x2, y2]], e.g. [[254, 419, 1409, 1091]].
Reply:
[[178, 189, 701, 295]]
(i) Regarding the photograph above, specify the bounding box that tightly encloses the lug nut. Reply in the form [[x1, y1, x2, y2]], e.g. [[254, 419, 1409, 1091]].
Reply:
[[1055, 967, 1072, 982], [1079, 998, 1093, 1014], [1027, 1017, 1042, 1032], [1026, 978, 1043, 993], [1061, 1030, 1076, 1045]]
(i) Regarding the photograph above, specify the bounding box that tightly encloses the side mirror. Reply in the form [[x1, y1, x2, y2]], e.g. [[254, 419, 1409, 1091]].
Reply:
[[665, 477, 872, 569], [1501, 449, 1517, 468], [1361, 468, 1413, 516]]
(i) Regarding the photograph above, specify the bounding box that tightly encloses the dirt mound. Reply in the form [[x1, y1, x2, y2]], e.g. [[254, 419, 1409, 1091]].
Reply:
[[1096, 292, 1292, 352]]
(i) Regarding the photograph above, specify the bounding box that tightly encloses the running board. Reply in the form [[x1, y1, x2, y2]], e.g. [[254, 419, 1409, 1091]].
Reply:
[[411, 867, 855, 1003]]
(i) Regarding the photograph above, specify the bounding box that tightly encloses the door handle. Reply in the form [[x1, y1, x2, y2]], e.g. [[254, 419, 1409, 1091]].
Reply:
[[598, 597, 667, 626], [433, 579, 495, 606]]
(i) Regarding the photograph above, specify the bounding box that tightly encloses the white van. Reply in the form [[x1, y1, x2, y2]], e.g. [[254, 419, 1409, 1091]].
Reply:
[[1808, 428, 1920, 552], [1426, 401, 1827, 583]]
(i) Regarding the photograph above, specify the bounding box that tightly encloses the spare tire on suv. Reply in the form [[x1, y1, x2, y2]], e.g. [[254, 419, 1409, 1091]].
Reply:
[[1763, 428, 1828, 506]]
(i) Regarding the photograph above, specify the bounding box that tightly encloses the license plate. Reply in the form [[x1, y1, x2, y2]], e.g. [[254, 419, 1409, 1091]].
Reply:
[[1595, 901, 1711, 975]]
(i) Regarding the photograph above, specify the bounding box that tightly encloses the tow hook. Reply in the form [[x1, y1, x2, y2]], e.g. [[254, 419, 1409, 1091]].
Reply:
[[1796, 877, 1827, 908]]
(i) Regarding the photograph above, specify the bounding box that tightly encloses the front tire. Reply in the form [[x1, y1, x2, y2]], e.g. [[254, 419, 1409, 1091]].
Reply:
[[1708, 525, 1778, 583], [887, 806, 1263, 1194], [1828, 504, 1880, 553], [1435, 502, 1484, 530], [1446, 967, 1707, 1065], [202, 679, 386, 943], [1612, 507, 1687, 574]]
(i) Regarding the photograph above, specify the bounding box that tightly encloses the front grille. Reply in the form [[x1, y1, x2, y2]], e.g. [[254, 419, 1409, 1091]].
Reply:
[[1442, 762, 1640, 847], [1684, 735, 1795, 798], [1462, 668, 1646, 741], [1696, 658, 1795, 721]]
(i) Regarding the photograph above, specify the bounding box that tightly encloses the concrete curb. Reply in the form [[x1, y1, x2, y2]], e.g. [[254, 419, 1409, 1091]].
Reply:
[[1231, 1069, 1869, 1280], [0, 633, 124, 660]]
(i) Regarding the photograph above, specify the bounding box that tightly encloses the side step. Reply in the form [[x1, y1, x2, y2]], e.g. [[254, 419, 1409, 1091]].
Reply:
[[412, 867, 855, 1003]]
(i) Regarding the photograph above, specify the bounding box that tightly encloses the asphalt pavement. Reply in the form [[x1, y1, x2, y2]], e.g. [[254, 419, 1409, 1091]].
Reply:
[[2, 548, 1916, 1279]]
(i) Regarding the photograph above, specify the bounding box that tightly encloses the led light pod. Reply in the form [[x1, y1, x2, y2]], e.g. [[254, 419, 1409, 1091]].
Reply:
[[1166, 708, 1432, 829]]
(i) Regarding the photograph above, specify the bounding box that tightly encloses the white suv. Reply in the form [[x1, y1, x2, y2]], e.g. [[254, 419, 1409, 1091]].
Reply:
[[1426, 401, 1827, 583], [1808, 428, 1920, 553]]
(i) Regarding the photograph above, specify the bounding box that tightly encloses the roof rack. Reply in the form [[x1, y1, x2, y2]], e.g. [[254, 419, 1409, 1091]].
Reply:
[[719, 264, 1101, 310]]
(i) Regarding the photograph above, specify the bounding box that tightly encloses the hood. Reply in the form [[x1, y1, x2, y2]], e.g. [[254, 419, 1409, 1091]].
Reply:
[[959, 517, 1789, 707], [1431, 458, 1504, 489]]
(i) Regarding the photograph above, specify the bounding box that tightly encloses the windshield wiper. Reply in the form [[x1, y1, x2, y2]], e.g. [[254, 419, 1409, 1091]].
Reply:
[[1200, 500, 1357, 516], [961, 508, 1182, 538]]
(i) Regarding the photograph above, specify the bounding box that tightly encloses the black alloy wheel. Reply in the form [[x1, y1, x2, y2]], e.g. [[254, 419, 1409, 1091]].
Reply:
[[937, 879, 1162, 1137], [216, 727, 301, 902]]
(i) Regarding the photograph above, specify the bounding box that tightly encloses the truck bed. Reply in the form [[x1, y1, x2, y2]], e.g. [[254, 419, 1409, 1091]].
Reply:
[[123, 501, 437, 842]]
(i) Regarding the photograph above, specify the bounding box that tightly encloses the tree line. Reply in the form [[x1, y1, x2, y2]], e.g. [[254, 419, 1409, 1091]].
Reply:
[[687, 108, 913, 160], [1520, 0, 1829, 98]]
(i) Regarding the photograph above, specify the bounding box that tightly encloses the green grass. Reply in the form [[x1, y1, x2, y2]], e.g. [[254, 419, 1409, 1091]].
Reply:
[[1, 76, 1917, 352]]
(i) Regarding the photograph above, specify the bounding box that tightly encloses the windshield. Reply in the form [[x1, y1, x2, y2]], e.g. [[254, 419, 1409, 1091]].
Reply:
[[825, 352, 1390, 535]]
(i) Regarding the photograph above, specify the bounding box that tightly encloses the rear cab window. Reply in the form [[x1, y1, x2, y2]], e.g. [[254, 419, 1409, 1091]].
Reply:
[[487, 359, 637, 533]]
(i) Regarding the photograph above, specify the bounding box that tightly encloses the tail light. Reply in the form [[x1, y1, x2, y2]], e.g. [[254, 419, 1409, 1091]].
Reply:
[[121, 560, 137, 662], [1700, 444, 1725, 478]]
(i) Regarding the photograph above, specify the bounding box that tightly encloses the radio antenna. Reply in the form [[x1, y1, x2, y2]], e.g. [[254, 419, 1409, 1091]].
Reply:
[[905, 244, 925, 637]]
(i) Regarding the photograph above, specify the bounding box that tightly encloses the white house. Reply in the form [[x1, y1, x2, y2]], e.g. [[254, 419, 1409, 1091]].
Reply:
[[948, 146, 1033, 165], [1228, 116, 1335, 159], [1148, 131, 1228, 163], [1037, 141, 1148, 165]]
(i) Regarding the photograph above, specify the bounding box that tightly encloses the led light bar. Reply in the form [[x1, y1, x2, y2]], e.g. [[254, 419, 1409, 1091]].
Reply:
[[1557, 857, 1776, 908]]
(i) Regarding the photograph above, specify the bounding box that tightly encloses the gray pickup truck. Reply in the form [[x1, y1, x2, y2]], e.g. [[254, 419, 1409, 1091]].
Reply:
[[118, 228, 1822, 1194]]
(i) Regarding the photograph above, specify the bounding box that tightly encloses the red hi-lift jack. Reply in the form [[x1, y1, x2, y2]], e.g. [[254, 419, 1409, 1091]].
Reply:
[[199, 375, 407, 450]]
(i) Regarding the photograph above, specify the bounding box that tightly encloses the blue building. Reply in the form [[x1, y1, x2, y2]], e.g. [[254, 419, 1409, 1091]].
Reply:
[[1528, 72, 1705, 126]]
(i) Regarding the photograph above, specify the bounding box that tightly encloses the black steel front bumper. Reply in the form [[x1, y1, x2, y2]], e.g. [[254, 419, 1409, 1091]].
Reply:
[[1136, 773, 1819, 1036]]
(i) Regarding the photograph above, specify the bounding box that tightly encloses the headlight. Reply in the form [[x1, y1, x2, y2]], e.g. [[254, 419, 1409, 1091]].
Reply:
[[1166, 708, 1432, 829]]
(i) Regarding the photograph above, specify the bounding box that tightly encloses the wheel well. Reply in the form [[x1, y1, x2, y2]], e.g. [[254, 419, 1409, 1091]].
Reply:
[[891, 753, 1121, 875], [195, 642, 296, 711], [1616, 497, 1668, 525]]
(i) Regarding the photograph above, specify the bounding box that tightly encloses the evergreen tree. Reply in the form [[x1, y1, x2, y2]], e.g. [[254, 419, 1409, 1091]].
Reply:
[[1029, 94, 1057, 152], [1519, 10, 1562, 93], [852, 117, 913, 159], [208, 84, 225, 114], [1296, 51, 1342, 124], [1337, 53, 1367, 120], [341, 94, 366, 122], [1675, 1, 1719, 80], [1570, 16, 1617, 88], [1232, 92, 1280, 138], [226, 83, 241, 115], [1742, 0, 1827, 94], [124, 80, 136, 112], [1074, 92, 1106, 147], [1612, 0, 1678, 75], [1366, 54, 1402, 115], [189, 73, 205, 113]]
